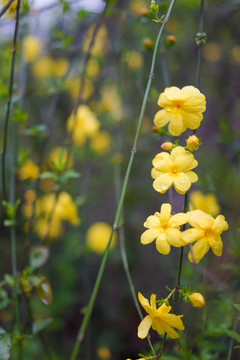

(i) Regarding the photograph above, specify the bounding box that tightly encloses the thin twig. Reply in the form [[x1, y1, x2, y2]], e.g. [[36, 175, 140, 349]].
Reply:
[[69, 1, 176, 359], [0, 0, 15, 18]]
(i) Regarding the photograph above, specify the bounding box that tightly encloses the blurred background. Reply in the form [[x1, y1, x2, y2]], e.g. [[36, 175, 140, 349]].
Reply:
[[0, 0, 240, 359]]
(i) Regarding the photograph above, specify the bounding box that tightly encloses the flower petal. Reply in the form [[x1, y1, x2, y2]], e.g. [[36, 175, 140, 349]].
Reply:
[[181, 111, 203, 129], [182, 228, 204, 244], [212, 215, 229, 234], [162, 313, 184, 330], [152, 153, 172, 172], [173, 173, 191, 194], [152, 318, 165, 335], [162, 323, 180, 339], [138, 315, 152, 339], [186, 171, 198, 183], [144, 215, 160, 228], [164, 86, 181, 101], [168, 113, 185, 136], [151, 168, 162, 180], [187, 210, 213, 229], [141, 229, 159, 244], [188, 239, 210, 263], [209, 235, 223, 256], [154, 109, 170, 128], [169, 213, 189, 227], [166, 228, 185, 247], [159, 203, 172, 224], [153, 174, 173, 194], [156, 234, 171, 254]]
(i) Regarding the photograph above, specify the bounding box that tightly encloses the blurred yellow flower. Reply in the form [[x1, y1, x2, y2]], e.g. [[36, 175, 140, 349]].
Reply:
[[67, 105, 100, 146], [188, 292, 205, 308], [48, 147, 73, 170], [22, 190, 36, 218], [52, 58, 69, 77], [126, 51, 143, 69], [138, 292, 184, 339], [66, 77, 93, 102], [190, 191, 220, 217], [86, 58, 100, 78], [97, 346, 111, 359], [35, 192, 80, 239], [2, 0, 17, 18], [151, 146, 198, 194], [182, 210, 228, 263], [141, 203, 189, 255], [18, 159, 39, 181], [90, 130, 111, 154], [154, 86, 206, 136], [86, 222, 116, 254], [100, 85, 123, 121], [202, 43, 223, 63], [83, 24, 109, 56], [32, 56, 53, 78], [23, 36, 42, 63]]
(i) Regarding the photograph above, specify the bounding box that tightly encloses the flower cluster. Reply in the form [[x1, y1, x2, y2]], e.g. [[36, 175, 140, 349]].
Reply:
[[137, 85, 228, 345]]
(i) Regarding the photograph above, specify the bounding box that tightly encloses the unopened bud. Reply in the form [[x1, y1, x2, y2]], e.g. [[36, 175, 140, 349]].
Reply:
[[166, 35, 176, 48], [139, 7, 149, 17], [188, 292, 205, 308], [143, 38, 153, 50], [150, 0, 159, 14], [195, 32, 207, 46], [161, 142, 174, 151], [186, 135, 200, 151]]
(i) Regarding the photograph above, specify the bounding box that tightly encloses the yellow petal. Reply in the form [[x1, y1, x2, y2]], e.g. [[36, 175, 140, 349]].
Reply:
[[158, 303, 171, 315], [153, 173, 173, 193], [152, 154, 172, 172], [162, 313, 184, 330], [182, 228, 204, 244], [144, 215, 160, 228], [156, 234, 171, 255], [151, 168, 162, 180], [171, 146, 185, 159], [168, 213, 189, 227], [166, 228, 185, 247], [162, 323, 179, 339], [159, 203, 172, 224], [157, 92, 172, 108], [188, 239, 210, 263], [152, 318, 165, 335], [173, 173, 191, 194], [137, 315, 152, 339], [173, 152, 198, 172], [188, 210, 213, 229], [212, 215, 229, 234], [141, 229, 159, 245], [186, 171, 198, 183], [154, 109, 170, 127], [181, 110, 203, 129], [150, 294, 157, 309], [209, 236, 223, 256], [168, 113, 185, 136], [164, 86, 181, 101]]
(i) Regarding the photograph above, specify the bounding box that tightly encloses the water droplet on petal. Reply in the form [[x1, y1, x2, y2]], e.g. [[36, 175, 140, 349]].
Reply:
[[161, 183, 169, 190]]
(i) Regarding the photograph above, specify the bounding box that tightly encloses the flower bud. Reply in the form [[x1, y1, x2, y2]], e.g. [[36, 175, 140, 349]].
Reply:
[[150, 0, 159, 14], [166, 35, 176, 48], [161, 142, 174, 151], [186, 135, 200, 151], [143, 38, 153, 50], [188, 292, 205, 308]]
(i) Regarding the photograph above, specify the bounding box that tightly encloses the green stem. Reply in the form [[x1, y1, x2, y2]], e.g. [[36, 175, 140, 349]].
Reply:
[[1, 0, 21, 201], [195, 0, 205, 90], [70, 1, 176, 358]]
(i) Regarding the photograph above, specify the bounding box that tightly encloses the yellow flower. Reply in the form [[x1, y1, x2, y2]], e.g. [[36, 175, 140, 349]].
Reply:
[[151, 146, 198, 194], [18, 159, 39, 180], [52, 58, 69, 77], [154, 86, 206, 136], [86, 58, 100, 78], [86, 222, 116, 254], [90, 131, 111, 154], [22, 36, 42, 63], [35, 192, 80, 239], [189, 191, 220, 217], [67, 77, 93, 102], [100, 85, 123, 122], [48, 147, 73, 170], [97, 346, 111, 359], [141, 203, 189, 255], [2, 0, 17, 18], [67, 105, 100, 146], [126, 51, 143, 70], [138, 292, 184, 339], [182, 210, 228, 263], [188, 293, 205, 308], [83, 24, 109, 56], [32, 56, 54, 78]]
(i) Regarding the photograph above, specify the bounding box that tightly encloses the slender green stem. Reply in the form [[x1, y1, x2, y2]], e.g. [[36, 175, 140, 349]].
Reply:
[[195, 0, 205, 90], [1, 0, 21, 201], [70, 1, 176, 359]]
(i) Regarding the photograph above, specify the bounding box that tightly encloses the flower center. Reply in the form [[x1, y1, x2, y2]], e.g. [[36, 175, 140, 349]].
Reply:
[[204, 228, 213, 238]]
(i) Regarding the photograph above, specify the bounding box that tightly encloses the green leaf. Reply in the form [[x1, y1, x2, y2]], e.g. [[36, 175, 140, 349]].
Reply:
[[39, 172, 58, 181], [12, 108, 28, 124], [0, 289, 9, 310], [30, 247, 49, 271], [23, 125, 46, 137], [32, 318, 53, 334], [59, 0, 70, 12], [224, 329, 240, 343], [234, 304, 240, 312], [0, 330, 11, 360], [37, 279, 53, 306]]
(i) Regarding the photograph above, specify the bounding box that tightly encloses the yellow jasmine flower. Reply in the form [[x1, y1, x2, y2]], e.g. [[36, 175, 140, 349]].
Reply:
[[188, 292, 205, 308], [182, 210, 228, 263], [154, 86, 206, 136], [126, 51, 143, 70], [97, 346, 111, 359], [86, 222, 116, 254], [151, 146, 198, 194], [22, 36, 42, 63], [100, 85, 123, 122], [52, 58, 69, 78], [83, 24, 109, 56], [86, 58, 100, 78], [67, 105, 100, 146], [138, 292, 184, 339], [18, 159, 39, 181], [66, 77, 93, 102], [32, 56, 54, 78], [189, 191, 220, 217], [90, 130, 111, 154], [141, 203, 189, 254]]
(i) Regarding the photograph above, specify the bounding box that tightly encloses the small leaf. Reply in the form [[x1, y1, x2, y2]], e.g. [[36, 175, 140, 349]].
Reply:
[[39, 172, 58, 181], [32, 318, 53, 334], [234, 304, 240, 312], [12, 109, 28, 124], [0, 289, 9, 310], [0, 331, 11, 360], [37, 279, 53, 306], [30, 247, 49, 271], [224, 329, 240, 343]]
